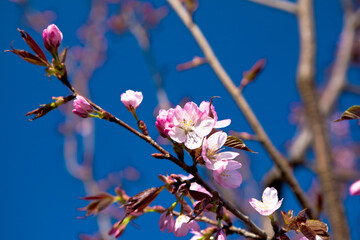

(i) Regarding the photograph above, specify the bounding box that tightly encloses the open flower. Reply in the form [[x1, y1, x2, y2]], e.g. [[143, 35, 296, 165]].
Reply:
[[213, 160, 242, 188], [72, 95, 94, 118], [121, 90, 143, 111], [174, 214, 200, 237], [168, 102, 214, 149], [349, 179, 360, 196], [199, 101, 231, 128], [155, 108, 175, 137], [159, 211, 175, 233], [42, 24, 63, 53], [202, 131, 239, 170], [249, 187, 283, 216]]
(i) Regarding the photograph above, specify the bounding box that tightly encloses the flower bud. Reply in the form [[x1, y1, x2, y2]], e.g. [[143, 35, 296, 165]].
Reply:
[[120, 90, 143, 111], [42, 24, 63, 54], [72, 95, 94, 118], [155, 108, 175, 137]]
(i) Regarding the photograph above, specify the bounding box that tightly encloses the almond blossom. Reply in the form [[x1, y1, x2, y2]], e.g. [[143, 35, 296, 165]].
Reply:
[[168, 102, 215, 149], [159, 211, 175, 233], [120, 90, 143, 111], [202, 131, 239, 170], [349, 179, 360, 196], [199, 101, 231, 128], [174, 214, 200, 237], [249, 187, 283, 216], [213, 160, 242, 188]]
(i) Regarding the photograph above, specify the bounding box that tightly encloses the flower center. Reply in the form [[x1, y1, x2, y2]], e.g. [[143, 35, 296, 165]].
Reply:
[[180, 119, 195, 133]]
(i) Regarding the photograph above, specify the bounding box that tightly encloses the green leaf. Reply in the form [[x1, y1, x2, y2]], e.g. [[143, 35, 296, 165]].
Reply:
[[224, 135, 256, 153], [334, 105, 360, 122]]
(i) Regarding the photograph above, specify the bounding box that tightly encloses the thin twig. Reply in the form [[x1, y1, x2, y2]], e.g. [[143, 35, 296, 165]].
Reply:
[[296, 0, 349, 238], [247, 0, 298, 14], [166, 0, 316, 218]]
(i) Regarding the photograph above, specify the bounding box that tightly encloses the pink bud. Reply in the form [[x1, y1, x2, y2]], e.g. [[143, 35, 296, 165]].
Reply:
[[349, 179, 360, 196], [72, 96, 93, 118], [120, 90, 143, 111], [42, 24, 63, 53], [155, 108, 175, 137]]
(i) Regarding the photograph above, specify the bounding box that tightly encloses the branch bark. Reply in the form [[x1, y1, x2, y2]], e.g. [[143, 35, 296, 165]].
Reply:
[[247, 0, 298, 14], [167, 0, 316, 219], [296, 0, 349, 239]]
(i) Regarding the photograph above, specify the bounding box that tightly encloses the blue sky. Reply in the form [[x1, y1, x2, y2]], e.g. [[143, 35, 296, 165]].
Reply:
[[1, 0, 359, 239]]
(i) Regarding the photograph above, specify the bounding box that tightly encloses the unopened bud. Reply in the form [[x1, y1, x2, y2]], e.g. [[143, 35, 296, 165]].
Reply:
[[138, 120, 148, 135], [42, 24, 63, 55]]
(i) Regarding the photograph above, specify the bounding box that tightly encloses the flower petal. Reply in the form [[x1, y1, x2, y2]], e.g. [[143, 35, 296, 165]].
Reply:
[[214, 119, 231, 128]]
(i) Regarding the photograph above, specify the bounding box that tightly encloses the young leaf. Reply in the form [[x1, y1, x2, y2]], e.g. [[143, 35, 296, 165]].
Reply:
[[334, 105, 360, 122]]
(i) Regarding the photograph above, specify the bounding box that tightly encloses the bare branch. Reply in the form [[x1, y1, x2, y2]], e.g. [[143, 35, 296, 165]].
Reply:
[[247, 0, 298, 14], [166, 0, 316, 218], [296, 0, 349, 238]]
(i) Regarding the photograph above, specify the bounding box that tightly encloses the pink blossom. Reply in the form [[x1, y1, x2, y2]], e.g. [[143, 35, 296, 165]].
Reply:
[[168, 102, 215, 149], [42, 24, 63, 53], [215, 229, 226, 240], [213, 160, 242, 188], [120, 90, 143, 111], [199, 101, 231, 128], [72, 96, 94, 118], [178, 174, 212, 197], [249, 187, 283, 216], [155, 108, 175, 137], [202, 131, 239, 170], [189, 182, 212, 197], [190, 230, 203, 240], [159, 211, 175, 233], [349, 179, 360, 196], [174, 214, 200, 237]]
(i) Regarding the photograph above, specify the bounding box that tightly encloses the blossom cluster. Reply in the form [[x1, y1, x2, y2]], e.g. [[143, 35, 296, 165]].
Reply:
[[156, 101, 242, 188]]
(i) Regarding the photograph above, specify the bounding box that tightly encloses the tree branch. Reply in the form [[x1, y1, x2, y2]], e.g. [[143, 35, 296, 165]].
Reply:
[[166, 0, 316, 218], [265, 3, 360, 193], [296, 0, 349, 238], [247, 0, 298, 14]]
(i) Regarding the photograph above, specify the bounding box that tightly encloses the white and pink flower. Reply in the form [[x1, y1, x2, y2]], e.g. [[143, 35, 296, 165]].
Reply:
[[249, 187, 283, 216], [159, 211, 175, 233], [199, 101, 231, 128], [213, 160, 242, 188], [174, 214, 200, 237], [120, 90, 143, 111], [168, 102, 215, 149], [202, 131, 239, 170]]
